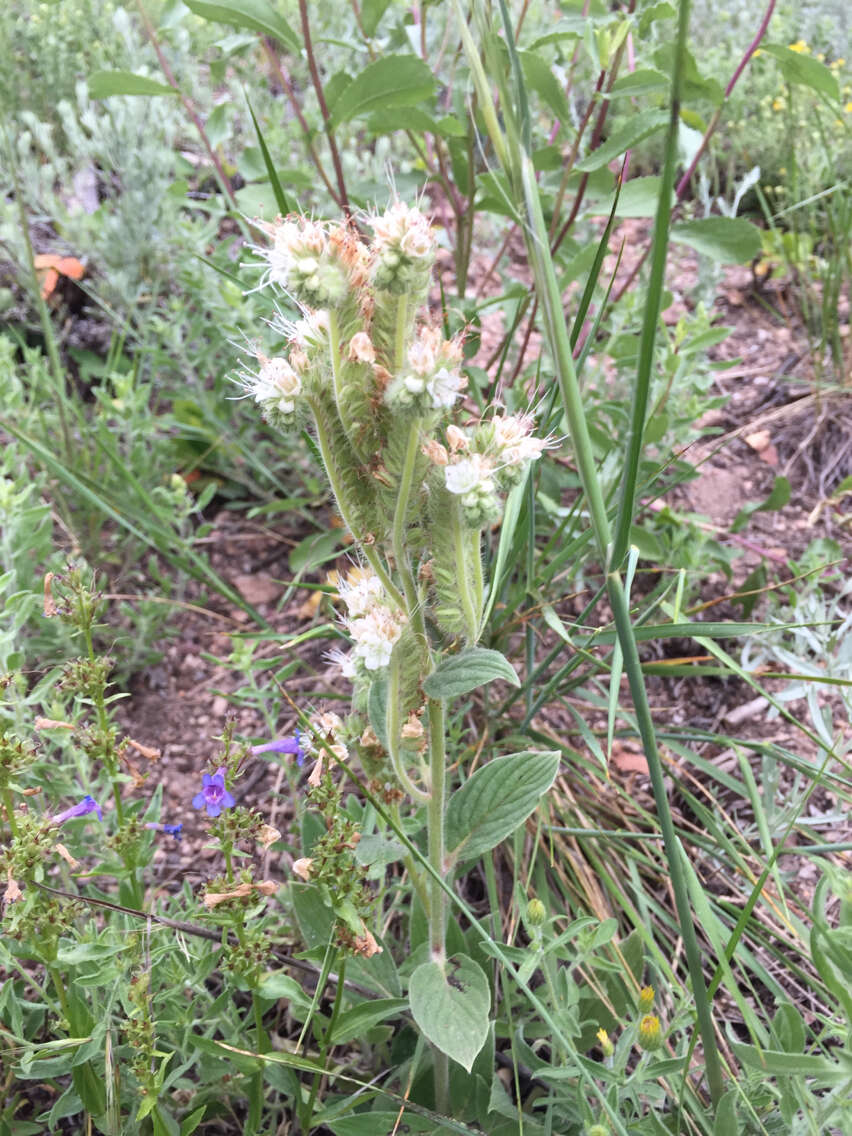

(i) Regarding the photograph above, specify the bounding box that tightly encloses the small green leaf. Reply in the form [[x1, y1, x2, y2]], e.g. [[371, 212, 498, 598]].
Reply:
[[575, 110, 669, 171], [183, 0, 299, 51], [409, 954, 490, 1072], [89, 71, 178, 98], [328, 998, 407, 1044], [328, 55, 435, 128], [423, 647, 519, 700], [761, 45, 840, 101], [446, 750, 560, 862], [257, 972, 310, 1005], [671, 217, 762, 264], [361, 0, 392, 37], [180, 1107, 207, 1136]]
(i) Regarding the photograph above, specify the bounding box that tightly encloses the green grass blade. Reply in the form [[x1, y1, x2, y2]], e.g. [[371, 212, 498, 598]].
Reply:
[[609, 5, 688, 572], [245, 92, 297, 215]]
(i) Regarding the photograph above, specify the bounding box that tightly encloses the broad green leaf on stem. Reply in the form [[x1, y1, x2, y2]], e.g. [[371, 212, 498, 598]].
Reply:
[[599, 176, 674, 219], [671, 217, 762, 264], [409, 954, 490, 1072], [88, 71, 178, 98], [182, 0, 299, 51], [328, 998, 407, 1045], [761, 45, 840, 101], [367, 107, 467, 139], [653, 44, 724, 105], [328, 56, 435, 129], [423, 647, 519, 700], [519, 50, 571, 122], [575, 110, 669, 171], [445, 750, 560, 863], [607, 68, 669, 99]]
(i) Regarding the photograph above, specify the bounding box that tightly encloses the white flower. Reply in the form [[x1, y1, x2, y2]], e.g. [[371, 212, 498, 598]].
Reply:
[[252, 357, 301, 413], [337, 570, 386, 618], [445, 454, 494, 496], [371, 202, 434, 259], [446, 424, 470, 452], [426, 366, 465, 409], [491, 414, 550, 467], [327, 647, 357, 679], [404, 375, 426, 394], [349, 606, 405, 670], [407, 329, 440, 375]]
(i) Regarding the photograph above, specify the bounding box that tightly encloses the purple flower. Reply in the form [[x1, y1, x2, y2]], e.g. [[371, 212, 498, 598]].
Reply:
[[251, 730, 306, 767], [145, 822, 183, 841], [51, 795, 103, 826], [192, 767, 235, 818]]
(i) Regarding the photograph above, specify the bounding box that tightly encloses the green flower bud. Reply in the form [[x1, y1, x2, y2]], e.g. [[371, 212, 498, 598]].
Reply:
[[527, 897, 546, 926]]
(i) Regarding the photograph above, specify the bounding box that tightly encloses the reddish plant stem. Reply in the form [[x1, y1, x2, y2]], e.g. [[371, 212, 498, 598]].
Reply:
[[298, 0, 352, 217], [261, 38, 343, 208], [135, 0, 237, 210], [609, 0, 777, 308], [675, 0, 778, 197]]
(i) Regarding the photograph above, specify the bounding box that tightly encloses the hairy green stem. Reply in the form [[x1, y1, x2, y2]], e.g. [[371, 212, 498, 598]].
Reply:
[[386, 655, 429, 804], [309, 398, 403, 606], [426, 696, 449, 1111], [394, 294, 408, 371], [453, 502, 480, 642], [328, 309, 347, 433]]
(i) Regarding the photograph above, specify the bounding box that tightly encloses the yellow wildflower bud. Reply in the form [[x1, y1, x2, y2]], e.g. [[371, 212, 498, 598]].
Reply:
[[596, 1028, 615, 1058], [638, 985, 655, 1012], [638, 1013, 663, 1051]]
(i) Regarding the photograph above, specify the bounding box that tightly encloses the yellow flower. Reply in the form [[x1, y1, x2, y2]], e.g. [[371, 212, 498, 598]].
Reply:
[[772, 97, 785, 111], [817, 53, 825, 62], [752, 48, 762, 58], [638, 985, 655, 1012], [638, 1014, 663, 1051], [845, 102, 852, 114], [788, 40, 809, 54]]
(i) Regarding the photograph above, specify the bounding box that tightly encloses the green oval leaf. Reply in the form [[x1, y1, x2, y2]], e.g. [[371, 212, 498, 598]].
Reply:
[[408, 954, 490, 1072], [183, 0, 299, 51], [671, 217, 762, 264], [88, 71, 179, 98], [328, 997, 407, 1045], [575, 109, 668, 171], [761, 45, 840, 102], [328, 55, 436, 128], [446, 750, 560, 862], [423, 647, 519, 700]]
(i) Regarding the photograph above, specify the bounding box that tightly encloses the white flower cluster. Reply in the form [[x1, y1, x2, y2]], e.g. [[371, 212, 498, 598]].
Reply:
[[439, 413, 552, 526], [262, 217, 363, 309], [369, 202, 436, 294], [336, 570, 406, 672], [385, 325, 466, 414], [239, 355, 302, 425]]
